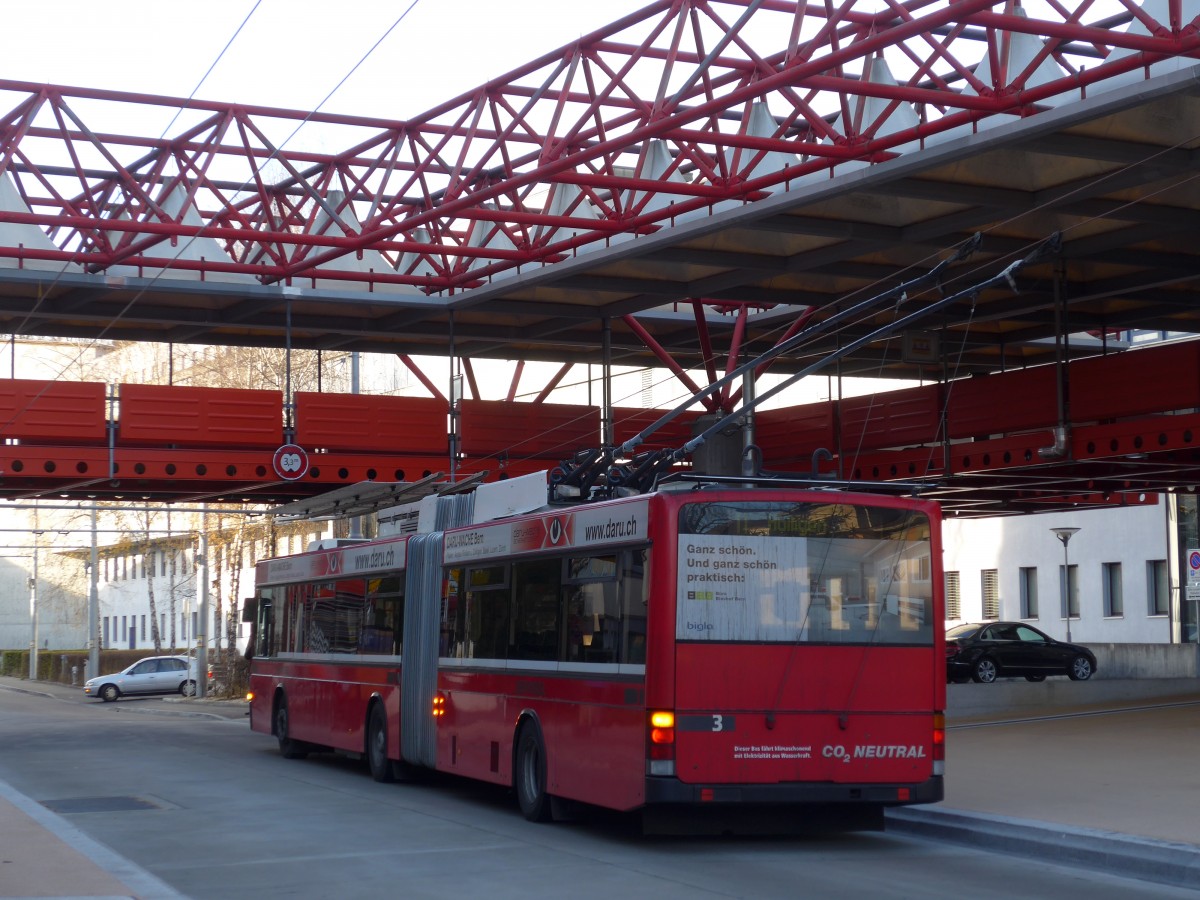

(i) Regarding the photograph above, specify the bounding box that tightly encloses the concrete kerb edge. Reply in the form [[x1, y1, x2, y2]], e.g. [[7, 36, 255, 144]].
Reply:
[[886, 806, 1200, 890], [0, 777, 186, 900]]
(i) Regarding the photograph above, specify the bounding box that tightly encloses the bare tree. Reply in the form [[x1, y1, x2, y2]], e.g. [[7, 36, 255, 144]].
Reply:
[[137, 511, 163, 653]]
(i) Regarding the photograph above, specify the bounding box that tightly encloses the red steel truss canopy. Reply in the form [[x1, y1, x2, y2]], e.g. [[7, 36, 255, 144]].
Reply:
[[1, 0, 1200, 512]]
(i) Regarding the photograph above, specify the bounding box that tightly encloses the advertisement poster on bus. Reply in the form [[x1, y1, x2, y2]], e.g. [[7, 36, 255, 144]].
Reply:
[[445, 498, 649, 564], [676, 534, 810, 641], [259, 536, 408, 585]]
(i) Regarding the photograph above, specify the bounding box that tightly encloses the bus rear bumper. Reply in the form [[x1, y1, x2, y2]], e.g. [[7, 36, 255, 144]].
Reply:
[[644, 775, 943, 807], [640, 776, 942, 834]]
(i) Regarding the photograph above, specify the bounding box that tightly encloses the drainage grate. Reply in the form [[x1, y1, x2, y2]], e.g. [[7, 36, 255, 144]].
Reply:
[[41, 796, 163, 814]]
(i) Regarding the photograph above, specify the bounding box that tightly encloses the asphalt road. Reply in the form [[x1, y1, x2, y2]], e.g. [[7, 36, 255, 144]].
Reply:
[[0, 678, 1196, 900]]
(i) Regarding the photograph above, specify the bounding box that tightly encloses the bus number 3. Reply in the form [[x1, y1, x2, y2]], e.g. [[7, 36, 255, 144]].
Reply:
[[678, 714, 735, 732]]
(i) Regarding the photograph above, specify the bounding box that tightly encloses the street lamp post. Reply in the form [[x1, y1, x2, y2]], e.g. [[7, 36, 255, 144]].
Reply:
[[28, 529, 43, 680], [1051, 527, 1081, 642], [88, 505, 99, 680]]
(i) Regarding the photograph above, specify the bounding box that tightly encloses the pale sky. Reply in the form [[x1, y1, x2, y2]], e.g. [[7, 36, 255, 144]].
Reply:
[[0, 0, 889, 411], [1, 1, 652, 120]]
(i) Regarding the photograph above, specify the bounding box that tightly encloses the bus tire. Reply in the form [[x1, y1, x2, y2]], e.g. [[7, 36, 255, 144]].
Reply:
[[366, 703, 395, 783], [514, 722, 552, 823], [274, 694, 308, 760]]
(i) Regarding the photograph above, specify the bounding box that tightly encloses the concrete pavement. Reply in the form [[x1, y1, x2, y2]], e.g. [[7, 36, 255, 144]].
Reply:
[[0, 678, 245, 899], [2, 676, 1198, 896], [887, 693, 1200, 891]]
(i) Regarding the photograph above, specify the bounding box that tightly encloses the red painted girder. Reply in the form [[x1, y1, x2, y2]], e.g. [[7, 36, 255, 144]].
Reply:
[[397, 355, 447, 403], [0, 446, 459, 487], [1072, 412, 1200, 460], [3, 1, 1200, 288], [621, 313, 715, 413]]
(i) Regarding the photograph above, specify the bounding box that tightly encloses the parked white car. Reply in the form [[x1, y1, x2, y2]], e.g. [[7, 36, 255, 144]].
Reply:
[[83, 655, 210, 702]]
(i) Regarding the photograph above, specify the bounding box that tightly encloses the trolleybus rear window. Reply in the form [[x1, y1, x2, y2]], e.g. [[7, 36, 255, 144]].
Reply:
[[676, 500, 933, 645]]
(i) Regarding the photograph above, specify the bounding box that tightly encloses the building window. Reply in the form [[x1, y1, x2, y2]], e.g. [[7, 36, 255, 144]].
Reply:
[[945, 571, 961, 620], [140, 615, 146, 640], [1148, 560, 1169, 616], [1060, 564, 1079, 620], [103, 617, 110, 647], [1019, 567, 1038, 619], [981, 569, 999, 619], [1103, 562, 1123, 617], [121, 616, 127, 640]]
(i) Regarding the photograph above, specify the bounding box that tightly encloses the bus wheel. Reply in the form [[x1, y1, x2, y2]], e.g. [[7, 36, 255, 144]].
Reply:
[[515, 723, 552, 823], [366, 704, 395, 783], [274, 695, 308, 760]]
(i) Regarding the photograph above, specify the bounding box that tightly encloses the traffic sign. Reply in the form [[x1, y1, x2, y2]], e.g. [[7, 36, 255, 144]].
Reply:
[[273, 444, 310, 481]]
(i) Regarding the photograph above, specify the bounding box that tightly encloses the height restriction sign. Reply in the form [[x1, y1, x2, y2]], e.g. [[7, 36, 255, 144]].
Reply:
[[273, 443, 310, 481]]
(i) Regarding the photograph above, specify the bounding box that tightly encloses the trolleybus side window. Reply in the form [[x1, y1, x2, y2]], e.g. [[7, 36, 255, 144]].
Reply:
[[361, 574, 404, 655], [511, 558, 561, 661], [443, 565, 509, 659], [440, 549, 648, 664], [620, 550, 648, 664], [255, 588, 277, 658], [300, 579, 367, 654]]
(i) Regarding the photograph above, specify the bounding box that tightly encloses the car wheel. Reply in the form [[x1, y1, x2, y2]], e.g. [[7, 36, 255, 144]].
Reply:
[[274, 695, 308, 760], [180, 680, 197, 697], [514, 722, 552, 822], [99, 684, 120, 702], [1025, 674, 1047, 682], [1068, 656, 1094, 681], [971, 657, 998, 683], [366, 703, 395, 783]]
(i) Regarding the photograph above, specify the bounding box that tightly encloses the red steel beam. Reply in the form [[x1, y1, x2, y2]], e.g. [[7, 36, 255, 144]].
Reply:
[[0, 1, 1196, 290]]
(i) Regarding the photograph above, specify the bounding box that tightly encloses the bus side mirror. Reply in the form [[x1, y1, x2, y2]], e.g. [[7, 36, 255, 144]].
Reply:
[[242, 598, 257, 622]]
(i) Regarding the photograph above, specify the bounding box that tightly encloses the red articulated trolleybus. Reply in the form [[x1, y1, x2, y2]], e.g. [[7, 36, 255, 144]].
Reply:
[[247, 471, 945, 833]]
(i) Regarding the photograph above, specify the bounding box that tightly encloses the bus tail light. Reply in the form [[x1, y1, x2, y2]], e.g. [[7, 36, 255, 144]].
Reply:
[[932, 712, 945, 775], [432, 694, 446, 718], [648, 710, 675, 776]]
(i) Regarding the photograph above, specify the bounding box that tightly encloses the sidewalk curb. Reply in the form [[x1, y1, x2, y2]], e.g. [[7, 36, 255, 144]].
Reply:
[[0, 778, 186, 900], [886, 806, 1200, 890]]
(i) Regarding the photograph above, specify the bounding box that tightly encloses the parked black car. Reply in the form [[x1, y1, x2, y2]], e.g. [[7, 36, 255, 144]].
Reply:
[[946, 622, 1097, 683]]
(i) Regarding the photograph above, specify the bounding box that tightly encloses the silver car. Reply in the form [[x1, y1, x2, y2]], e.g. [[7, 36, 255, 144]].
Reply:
[[83, 655, 203, 702]]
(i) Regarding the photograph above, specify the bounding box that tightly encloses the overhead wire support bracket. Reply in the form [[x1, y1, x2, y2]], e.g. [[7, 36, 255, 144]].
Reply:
[[672, 232, 1061, 465], [618, 233, 984, 457]]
